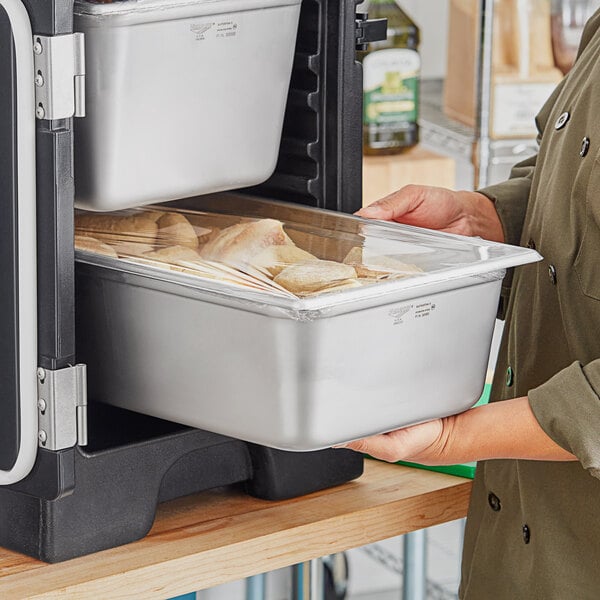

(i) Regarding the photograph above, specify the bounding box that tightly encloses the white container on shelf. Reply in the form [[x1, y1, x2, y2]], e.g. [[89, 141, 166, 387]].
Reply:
[[73, 0, 302, 211]]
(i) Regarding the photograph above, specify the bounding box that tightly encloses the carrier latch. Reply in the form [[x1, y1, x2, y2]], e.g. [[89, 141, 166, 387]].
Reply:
[[32, 33, 85, 120], [355, 14, 387, 51], [37, 364, 88, 451]]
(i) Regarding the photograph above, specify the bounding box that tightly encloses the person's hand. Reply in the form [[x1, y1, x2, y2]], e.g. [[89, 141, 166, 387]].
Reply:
[[337, 397, 578, 465], [337, 417, 455, 465], [356, 184, 505, 243]]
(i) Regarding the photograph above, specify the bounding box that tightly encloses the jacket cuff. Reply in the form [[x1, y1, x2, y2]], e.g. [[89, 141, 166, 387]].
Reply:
[[478, 179, 530, 248], [529, 361, 600, 479]]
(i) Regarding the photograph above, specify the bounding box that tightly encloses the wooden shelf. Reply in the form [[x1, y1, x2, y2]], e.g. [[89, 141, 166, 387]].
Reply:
[[0, 461, 472, 599]]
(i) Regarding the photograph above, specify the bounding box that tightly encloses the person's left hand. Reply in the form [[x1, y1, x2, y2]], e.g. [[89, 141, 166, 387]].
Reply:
[[337, 417, 453, 465]]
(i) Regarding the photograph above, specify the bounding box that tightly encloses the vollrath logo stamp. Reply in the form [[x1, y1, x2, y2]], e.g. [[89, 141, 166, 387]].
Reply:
[[190, 23, 214, 40], [389, 305, 412, 325]]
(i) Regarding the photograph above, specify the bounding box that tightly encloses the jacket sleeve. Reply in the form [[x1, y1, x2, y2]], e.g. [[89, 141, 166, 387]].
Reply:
[[529, 361, 600, 479], [477, 155, 537, 248], [477, 155, 539, 318]]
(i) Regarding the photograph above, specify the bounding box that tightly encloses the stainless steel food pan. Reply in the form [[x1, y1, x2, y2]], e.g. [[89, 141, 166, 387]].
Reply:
[[77, 202, 539, 450], [75, 266, 527, 450]]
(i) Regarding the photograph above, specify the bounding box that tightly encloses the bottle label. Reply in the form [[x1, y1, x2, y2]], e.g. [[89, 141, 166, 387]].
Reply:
[[363, 48, 420, 128]]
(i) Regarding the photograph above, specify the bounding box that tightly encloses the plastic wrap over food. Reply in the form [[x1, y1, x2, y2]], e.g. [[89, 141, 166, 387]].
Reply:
[[74, 194, 541, 308]]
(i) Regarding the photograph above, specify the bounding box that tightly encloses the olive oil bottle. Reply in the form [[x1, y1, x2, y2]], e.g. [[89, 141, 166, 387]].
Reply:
[[359, 0, 420, 155]]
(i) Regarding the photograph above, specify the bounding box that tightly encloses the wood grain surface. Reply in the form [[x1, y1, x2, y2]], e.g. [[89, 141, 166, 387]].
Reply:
[[0, 460, 472, 600]]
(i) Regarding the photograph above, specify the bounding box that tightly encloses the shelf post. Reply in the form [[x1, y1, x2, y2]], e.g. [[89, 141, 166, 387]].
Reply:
[[402, 530, 427, 600], [474, 0, 495, 189]]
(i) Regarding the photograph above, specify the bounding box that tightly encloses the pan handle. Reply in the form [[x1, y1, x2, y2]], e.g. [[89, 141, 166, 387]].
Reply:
[[0, 0, 38, 485]]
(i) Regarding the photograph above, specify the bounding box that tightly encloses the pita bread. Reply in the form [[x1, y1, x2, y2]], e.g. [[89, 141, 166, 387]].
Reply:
[[252, 245, 318, 276], [74, 235, 118, 258], [75, 213, 158, 246], [200, 219, 295, 265], [274, 260, 357, 294], [343, 246, 422, 279], [156, 212, 202, 249], [143, 245, 200, 263], [113, 241, 156, 258], [303, 278, 363, 296]]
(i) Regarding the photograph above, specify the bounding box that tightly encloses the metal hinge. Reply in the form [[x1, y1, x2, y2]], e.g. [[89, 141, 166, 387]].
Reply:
[[32, 33, 85, 120], [355, 14, 387, 51], [36, 364, 88, 451]]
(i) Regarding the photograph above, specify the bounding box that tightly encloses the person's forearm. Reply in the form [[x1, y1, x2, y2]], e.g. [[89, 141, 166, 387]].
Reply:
[[432, 396, 576, 465]]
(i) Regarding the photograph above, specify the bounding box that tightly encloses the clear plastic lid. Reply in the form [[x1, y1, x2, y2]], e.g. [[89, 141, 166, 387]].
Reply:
[[74, 194, 541, 308]]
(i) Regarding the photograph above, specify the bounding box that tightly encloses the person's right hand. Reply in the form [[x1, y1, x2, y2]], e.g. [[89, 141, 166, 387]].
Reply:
[[356, 184, 505, 243]]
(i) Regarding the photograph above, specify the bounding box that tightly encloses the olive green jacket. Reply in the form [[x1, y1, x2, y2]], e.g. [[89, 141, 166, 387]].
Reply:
[[459, 11, 600, 599]]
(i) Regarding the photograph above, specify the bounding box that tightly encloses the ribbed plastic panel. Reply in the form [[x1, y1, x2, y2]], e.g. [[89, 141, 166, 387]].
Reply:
[[247, 0, 363, 214]]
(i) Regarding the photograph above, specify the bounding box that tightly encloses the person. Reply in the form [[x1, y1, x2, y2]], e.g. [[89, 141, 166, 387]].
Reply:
[[340, 8, 600, 599]]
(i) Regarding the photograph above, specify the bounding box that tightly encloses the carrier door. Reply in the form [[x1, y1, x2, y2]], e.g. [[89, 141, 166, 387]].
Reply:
[[0, 0, 38, 485]]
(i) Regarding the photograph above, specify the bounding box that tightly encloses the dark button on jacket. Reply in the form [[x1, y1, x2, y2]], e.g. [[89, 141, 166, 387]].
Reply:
[[488, 492, 501, 512], [506, 366, 514, 387], [580, 136, 591, 157], [555, 111, 570, 129], [522, 524, 531, 544]]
